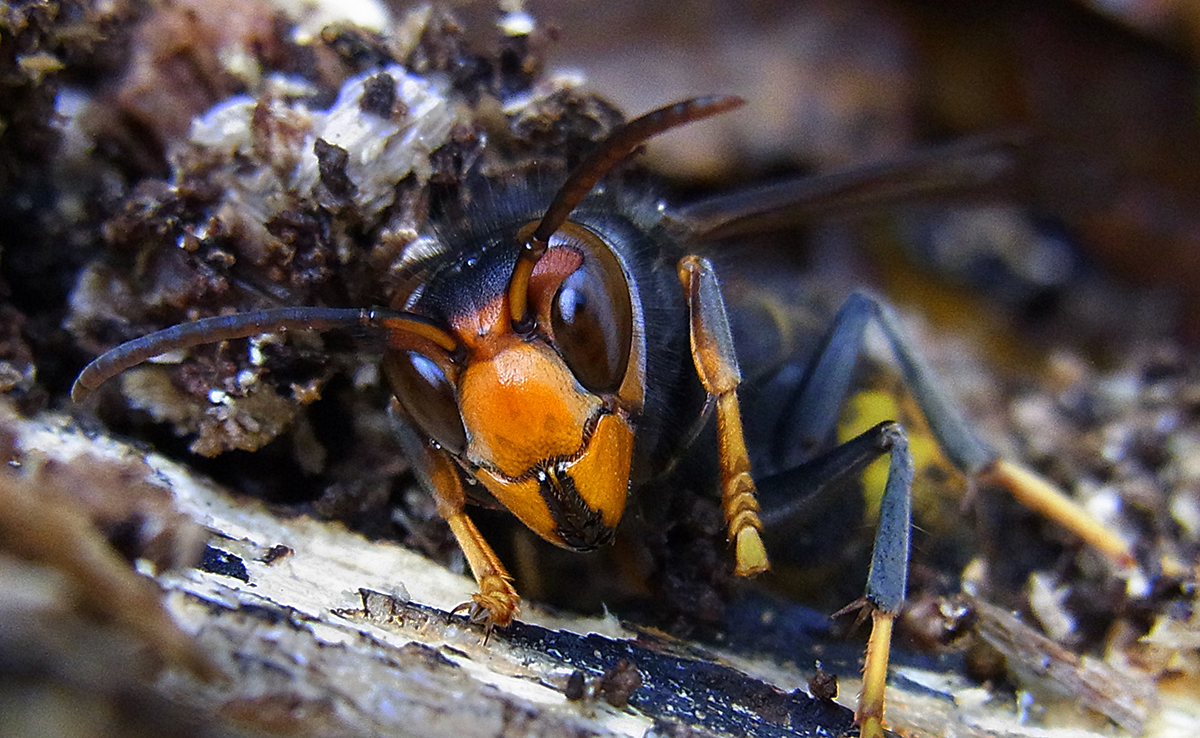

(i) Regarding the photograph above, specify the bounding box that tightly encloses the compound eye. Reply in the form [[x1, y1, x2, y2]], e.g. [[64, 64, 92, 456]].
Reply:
[[386, 351, 467, 455], [550, 250, 633, 394]]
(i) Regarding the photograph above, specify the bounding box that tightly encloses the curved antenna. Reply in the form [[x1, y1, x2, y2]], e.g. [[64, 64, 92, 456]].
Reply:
[[506, 95, 745, 328], [72, 306, 459, 402]]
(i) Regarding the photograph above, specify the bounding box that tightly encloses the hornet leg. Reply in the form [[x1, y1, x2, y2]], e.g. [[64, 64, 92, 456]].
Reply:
[[765, 290, 1131, 737], [776, 291, 1131, 566], [678, 255, 769, 576], [387, 398, 519, 633], [758, 421, 913, 738]]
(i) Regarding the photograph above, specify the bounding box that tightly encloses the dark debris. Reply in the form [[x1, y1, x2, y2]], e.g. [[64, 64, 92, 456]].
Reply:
[[501, 617, 857, 738]]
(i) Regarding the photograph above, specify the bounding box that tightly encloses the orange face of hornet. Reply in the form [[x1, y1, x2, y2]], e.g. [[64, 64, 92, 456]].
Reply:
[[388, 221, 646, 551]]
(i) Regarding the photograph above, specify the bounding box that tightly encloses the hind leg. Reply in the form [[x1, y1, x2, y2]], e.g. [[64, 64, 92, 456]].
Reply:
[[755, 418, 913, 738], [775, 291, 1131, 567], [763, 290, 1133, 737]]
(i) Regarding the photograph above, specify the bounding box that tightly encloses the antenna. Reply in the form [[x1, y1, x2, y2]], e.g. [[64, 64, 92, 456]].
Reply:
[[506, 95, 745, 328]]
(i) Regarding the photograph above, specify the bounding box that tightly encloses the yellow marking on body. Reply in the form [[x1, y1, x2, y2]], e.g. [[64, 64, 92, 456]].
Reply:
[[840, 387, 958, 526]]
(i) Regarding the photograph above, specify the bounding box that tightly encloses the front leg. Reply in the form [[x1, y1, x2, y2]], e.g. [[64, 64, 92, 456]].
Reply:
[[678, 255, 769, 576], [389, 400, 519, 629], [444, 511, 520, 630]]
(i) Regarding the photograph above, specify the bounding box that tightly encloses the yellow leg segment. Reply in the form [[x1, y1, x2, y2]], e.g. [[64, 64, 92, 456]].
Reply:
[[445, 511, 520, 628], [858, 608, 895, 738], [981, 459, 1134, 568], [679, 255, 770, 577], [715, 391, 769, 576]]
